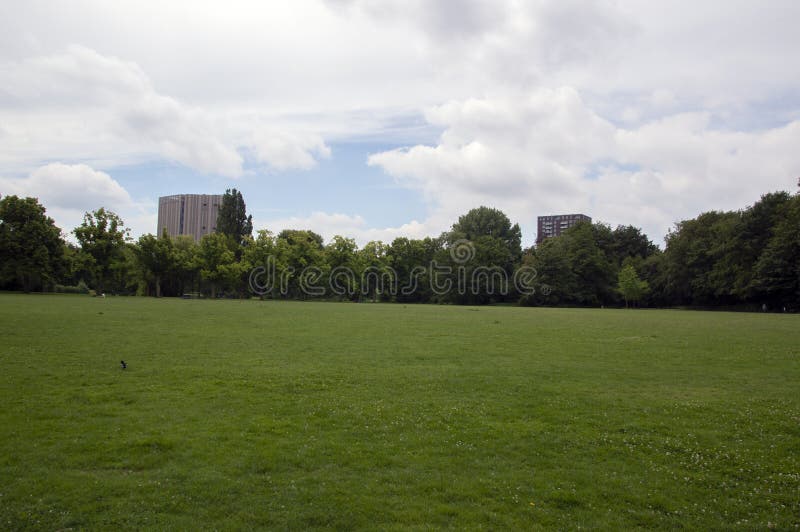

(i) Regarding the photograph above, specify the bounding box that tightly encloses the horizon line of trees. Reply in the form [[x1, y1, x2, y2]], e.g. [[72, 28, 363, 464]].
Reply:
[[1, 188, 798, 310]]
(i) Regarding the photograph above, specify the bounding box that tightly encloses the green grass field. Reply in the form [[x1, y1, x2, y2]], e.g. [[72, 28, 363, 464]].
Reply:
[[1, 294, 798, 529]]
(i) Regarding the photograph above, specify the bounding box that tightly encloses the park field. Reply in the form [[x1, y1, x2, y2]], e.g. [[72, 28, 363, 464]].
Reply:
[[0, 294, 798, 529]]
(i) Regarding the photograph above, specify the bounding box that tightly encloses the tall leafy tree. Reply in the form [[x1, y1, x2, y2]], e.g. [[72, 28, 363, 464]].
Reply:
[[660, 194, 797, 308], [662, 211, 738, 305], [134, 231, 175, 297], [525, 222, 616, 306], [618, 263, 649, 308], [610, 225, 658, 265], [169, 235, 201, 296], [753, 194, 800, 309], [73, 208, 130, 294], [216, 188, 253, 245], [60, 242, 93, 289], [639, 252, 667, 307], [109, 243, 140, 295], [325, 235, 360, 300], [326, 235, 358, 269], [198, 232, 237, 298], [450, 206, 522, 263], [445, 207, 522, 304], [520, 237, 577, 306], [275, 230, 327, 299], [389, 236, 441, 303], [278, 229, 324, 249], [734, 192, 793, 301], [244, 230, 281, 299], [457, 234, 516, 305], [705, 212, 744, 303], [0, 195, 65, 292], [563, 222, 617, 306], [358, 240, 392, 301]]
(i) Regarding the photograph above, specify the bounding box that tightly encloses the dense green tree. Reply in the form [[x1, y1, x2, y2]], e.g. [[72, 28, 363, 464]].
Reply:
[[325, 235, 358, 269], [618, 263, 649, 308], [325, 235, 360, 300], [278, 229, 324, 249], [524, 221, 617, 306], [198, 232, 236, 297], [168, 236, 200, 296], [734, 192, 793, 301], [359, 240, 392, 301], [60, 242, 93, 288], [134, 231, 175, 297], [244, 230, 281, 298], [216, 188, 253, 246], [662, 211, 735, 305], [6, 190, 798, 309], [520, 236, 577, 306], [73, 208, 130, 294], [218, 254, 251, 298], [660, 194, 797, 308], [610, 225, 658, 265], [564, 222, 617, 305], [752, 194, 800, 309], [473, 235, 518, 304], [275, 229, 327, 299], [109, 243, 140, 295], [444, 207, 523, 304], [450, 206, 522, 263], [388, 236, 442, 303], [639, 252, 667, 307], [705, 212, 744, 303], [0, 195, 65, 292]]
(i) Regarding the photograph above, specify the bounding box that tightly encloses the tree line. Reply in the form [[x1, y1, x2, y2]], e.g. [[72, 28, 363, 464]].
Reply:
[[1, 188, 798, 310]]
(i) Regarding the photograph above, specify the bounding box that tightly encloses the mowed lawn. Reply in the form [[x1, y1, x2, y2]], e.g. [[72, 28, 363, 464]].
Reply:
[[0, 295, 798, 530]]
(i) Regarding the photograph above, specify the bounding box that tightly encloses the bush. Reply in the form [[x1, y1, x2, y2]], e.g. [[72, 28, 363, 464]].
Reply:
[[54, 280, 90, 294]]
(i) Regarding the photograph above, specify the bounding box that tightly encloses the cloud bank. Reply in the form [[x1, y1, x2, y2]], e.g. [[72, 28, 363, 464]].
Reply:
[[1, 0, 799, 245], [368, 90, 800, 244], [0, 162, 152, 238], [0, 45, 331, 177]]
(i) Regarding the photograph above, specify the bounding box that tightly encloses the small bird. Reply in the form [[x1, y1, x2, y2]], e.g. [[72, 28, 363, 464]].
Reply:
[[120, 360, 127, 370]]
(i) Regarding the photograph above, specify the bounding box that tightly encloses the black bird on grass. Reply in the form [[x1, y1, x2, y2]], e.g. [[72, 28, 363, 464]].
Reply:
[[120, 360, 127, 370]]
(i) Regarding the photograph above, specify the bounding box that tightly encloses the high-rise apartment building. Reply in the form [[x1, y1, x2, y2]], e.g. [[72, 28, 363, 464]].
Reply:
[[157, 194, 222, 241], [536, 213, 591, 244]]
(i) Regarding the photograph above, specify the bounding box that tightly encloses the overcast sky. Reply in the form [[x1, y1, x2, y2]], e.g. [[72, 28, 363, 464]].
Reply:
[[1, 0, 798, 246]]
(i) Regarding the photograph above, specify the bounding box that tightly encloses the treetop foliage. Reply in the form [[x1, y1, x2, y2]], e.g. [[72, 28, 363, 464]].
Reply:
[[216, 188, 253, 245], [450, 205, 522, 262], [0, 195, 65, 292]]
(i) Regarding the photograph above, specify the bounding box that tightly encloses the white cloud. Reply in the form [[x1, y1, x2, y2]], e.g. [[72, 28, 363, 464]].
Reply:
[[251, 131, 331, 171], [369, 90, 800, 246], [0, 45, 332, 177], [3, 1, 799, 122], [29, 163, 132, 209], [0, 162, 154, 238], [1, 1, 799, 244], [325, 0, 633, 88]]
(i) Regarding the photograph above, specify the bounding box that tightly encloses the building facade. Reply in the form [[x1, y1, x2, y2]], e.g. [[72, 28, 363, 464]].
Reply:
[[157, 194, 223, 241], [536, 214, 591, 244]]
